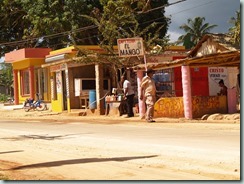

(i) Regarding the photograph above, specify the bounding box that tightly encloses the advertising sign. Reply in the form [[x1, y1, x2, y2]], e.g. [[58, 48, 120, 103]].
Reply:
[[56, 71, 62, 93], [117, 37, 144, 57], [208, 67, 228, 96]]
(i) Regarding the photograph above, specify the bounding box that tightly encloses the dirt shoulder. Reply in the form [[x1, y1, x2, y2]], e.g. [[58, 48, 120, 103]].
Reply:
[[0, 104, 240, 125]]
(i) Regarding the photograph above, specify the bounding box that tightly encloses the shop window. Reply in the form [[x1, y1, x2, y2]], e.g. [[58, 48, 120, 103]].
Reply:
[[21, 70, 30, 95], [153, 69, 175, 98]]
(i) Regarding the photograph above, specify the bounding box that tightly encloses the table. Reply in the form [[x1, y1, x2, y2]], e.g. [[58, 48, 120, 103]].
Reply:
[[105, 100, 122, 115]]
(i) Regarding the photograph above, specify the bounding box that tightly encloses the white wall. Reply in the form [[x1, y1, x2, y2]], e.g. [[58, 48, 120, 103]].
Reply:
[[208, 67, 239, 96]]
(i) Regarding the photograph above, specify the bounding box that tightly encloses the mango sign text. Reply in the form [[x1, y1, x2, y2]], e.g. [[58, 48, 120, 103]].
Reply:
[[117, 38, 144, 57]]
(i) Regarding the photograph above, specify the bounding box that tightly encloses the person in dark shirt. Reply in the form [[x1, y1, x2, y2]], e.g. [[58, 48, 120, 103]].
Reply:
[[217, 79, 227, 96]]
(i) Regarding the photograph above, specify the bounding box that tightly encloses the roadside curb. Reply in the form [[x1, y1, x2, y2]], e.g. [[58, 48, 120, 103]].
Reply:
[[0, 104, 240, 123]]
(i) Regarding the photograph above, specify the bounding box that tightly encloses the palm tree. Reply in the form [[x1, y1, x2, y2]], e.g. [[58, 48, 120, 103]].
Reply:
[[228, 10, 240, 47], [177, 17, 217, 49]]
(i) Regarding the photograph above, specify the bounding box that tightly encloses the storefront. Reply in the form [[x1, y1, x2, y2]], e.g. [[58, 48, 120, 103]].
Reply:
[[41, 46, 112, 114], [137, 34, 240, 119], [4, 48, 52, 105]]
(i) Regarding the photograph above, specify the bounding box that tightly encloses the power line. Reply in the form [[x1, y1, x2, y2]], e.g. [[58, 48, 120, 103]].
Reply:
[[0, 25, 98, 47], [138, 0, 187, 14], [167, 1, 214, 16]]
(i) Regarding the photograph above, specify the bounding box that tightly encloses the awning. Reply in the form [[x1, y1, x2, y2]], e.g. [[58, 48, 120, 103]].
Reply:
[[133, 50, 240, 71]]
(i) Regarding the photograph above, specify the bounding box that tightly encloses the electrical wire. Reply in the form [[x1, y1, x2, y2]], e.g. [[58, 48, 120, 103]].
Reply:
[[167, 0, 214, 16]]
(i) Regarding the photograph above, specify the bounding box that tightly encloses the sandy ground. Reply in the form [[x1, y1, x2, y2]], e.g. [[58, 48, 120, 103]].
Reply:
[[0, 105, 241, 180]]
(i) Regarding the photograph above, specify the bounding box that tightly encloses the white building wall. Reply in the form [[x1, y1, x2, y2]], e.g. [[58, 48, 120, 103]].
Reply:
[[208, 67, 238, 96]]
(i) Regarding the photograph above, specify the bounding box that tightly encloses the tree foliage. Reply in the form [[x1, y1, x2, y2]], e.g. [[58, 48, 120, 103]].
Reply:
[[91, 0, 169, 53], [78, 0, 170, 68], [228, 10, 240, 48], [0, 0, 102, 57], [0, 0, 170, 58], [177, 17, 217, 49], [0, 0, 29, 56], [0, 63, 13, 95], [0, 0, 170, 90]]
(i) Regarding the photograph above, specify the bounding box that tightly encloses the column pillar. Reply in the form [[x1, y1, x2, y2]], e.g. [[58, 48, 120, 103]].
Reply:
[[13, 70, 19, 105], [95, 63, 105, 115], [137, 70, 145, 119], [29, 66, 35, 99], [181, 65, 193, 119], [65, 68, 71, 112]]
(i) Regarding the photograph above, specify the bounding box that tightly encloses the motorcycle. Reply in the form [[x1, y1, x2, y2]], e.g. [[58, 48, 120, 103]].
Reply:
[[5, 97, 14, 104], [23, 93, 47, 112]]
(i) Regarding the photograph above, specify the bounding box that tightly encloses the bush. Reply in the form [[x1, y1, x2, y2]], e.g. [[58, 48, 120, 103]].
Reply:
[[0, 93, 10, 102]]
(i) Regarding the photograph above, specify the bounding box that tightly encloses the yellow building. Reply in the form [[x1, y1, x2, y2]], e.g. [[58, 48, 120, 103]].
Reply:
[[5, 48, 52, 104], [41, 46, 112, 114]]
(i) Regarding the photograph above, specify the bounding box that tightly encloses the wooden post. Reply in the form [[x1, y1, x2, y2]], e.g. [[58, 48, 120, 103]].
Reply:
[[95, 64, 105, 115]]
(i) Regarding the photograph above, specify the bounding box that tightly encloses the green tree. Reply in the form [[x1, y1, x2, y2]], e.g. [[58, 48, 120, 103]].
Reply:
[[0, 0, 170, 58], [228, 10, 240, 48], [177, 17, 217, 49], [0, 0, 102, 57], [0, 0, 30, 57], [0, 63, 13, 95], [79, 0, 170, 88], [83, 0, 169, 55], [15, 0, 102, 47]]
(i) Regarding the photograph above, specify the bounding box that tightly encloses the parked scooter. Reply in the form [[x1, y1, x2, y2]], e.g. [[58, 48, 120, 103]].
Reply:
[[23, 93, 47, 112]]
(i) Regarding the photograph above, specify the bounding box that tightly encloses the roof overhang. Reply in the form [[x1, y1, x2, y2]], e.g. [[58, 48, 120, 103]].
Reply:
[[180, 50, 240, 68], [41, 55, 98, 68], [133, 50, 240, 71]]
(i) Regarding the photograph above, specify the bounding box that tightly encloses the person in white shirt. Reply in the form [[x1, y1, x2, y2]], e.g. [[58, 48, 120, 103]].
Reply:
[[121, 75, 135, 117]]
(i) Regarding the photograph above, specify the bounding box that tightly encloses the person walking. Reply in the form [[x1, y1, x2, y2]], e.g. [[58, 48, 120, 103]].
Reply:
[[140, 69, 157, 122], [121, 75, 135, 117]]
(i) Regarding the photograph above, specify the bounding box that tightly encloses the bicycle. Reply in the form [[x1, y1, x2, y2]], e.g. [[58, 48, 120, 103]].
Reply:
[[23, 93, 47, 112]]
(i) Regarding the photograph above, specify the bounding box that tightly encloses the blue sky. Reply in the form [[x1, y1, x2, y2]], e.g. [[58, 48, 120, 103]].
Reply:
[[165, 0, 240, 42]]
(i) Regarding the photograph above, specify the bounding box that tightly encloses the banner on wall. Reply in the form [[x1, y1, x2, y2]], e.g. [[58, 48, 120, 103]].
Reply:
[[56, 71, 62, 93], [208, 67, 228, 96]]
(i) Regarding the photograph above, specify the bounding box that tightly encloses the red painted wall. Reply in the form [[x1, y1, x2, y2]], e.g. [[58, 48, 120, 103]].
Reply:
[[174, 67, 209, 97], [5, 48, 51, 63], [191, 67, 209, 96]]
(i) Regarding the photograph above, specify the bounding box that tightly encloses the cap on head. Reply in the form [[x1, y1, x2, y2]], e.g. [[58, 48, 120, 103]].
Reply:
[[146, 68, 154, 74]]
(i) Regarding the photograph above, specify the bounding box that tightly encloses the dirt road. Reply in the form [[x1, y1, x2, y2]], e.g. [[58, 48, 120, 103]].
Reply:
[[0, 110, 240, 180]]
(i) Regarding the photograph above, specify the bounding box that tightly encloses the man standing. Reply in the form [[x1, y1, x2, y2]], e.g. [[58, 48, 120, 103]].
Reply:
[[121, 75, 135, 117], [140, 69, 157, 122]]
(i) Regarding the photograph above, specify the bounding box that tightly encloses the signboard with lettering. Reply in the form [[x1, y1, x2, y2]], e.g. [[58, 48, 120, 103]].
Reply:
[[117, 38, 144, 57], [50, 63, 67, 72], [208, 67, 228, 96]]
